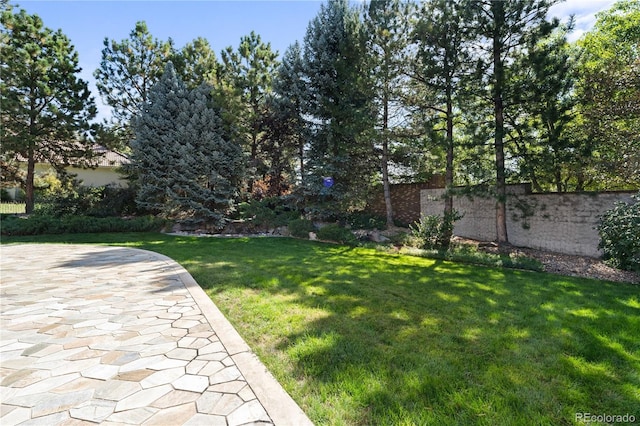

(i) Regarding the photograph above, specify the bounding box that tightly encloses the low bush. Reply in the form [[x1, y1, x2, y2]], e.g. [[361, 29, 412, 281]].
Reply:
[[35, 184, 140, 218], [409, 210, 461, 251], [346, 212, 386, 230], [1, 189, 12, 202], [238, 197, 300, 231], [598, 193, 640, 272], [288, 218, 315, 239], [399, 242, 543, 272], [316, 223, 358, 245], [0, 215, 166, 236]]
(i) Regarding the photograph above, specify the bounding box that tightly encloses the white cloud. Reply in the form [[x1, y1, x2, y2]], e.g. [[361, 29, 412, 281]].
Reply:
[[548, 0, 616, 41]]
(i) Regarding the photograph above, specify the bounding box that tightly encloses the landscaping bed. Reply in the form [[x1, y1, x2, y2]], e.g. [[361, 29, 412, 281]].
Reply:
[[456, 237, 640, 284]]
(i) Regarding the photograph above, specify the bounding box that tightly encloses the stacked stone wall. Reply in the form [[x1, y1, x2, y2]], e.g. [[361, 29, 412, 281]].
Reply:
[[420, 185, 636, 257]]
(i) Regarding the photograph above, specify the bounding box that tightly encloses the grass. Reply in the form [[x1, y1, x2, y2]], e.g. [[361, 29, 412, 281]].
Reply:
[[2, 233, 639, 425]]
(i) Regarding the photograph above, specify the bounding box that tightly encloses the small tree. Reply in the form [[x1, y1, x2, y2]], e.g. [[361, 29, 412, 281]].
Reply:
[[132, 63, 244, 228]]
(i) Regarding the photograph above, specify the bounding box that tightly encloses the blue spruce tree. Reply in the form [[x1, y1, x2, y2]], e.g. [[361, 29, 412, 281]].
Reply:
[[132, 62, 244, 229]]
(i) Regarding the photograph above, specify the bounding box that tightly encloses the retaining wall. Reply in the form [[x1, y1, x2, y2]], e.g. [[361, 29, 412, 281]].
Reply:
[[420, 185, 636, 257]]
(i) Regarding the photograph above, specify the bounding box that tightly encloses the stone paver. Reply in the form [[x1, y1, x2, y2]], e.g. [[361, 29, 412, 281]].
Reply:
[[0, 244, 312, 425]]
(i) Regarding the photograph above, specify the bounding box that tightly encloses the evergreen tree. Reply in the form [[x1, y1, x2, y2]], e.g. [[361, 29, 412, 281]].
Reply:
[[94, 21, 174, 146], [364, 0, 415, 228], [412, 0, 474, 244], [260, 42, 307, 196], [132, 63, 243, 228], [1, 6, 97, 214], [174, 37, 219, 90], [273, 42, 307, 186], [219, 31, 279, 196], [471, 0, 556, 244], [508, 22, 577, 192], [303, 0, 376, 217]]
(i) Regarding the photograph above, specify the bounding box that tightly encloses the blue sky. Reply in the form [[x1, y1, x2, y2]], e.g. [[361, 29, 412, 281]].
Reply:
[[16, 0, 615, 121]]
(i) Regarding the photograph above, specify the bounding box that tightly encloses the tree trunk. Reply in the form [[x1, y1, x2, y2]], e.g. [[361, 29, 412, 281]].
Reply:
[[299, 136, 305, 186], [492, 0, 508, 244], [441, 81, 455, 249], [381, 91, 394, 229], [25, 145, 35, 215]]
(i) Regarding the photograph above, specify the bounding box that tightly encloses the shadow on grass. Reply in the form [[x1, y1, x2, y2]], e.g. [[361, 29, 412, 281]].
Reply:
[[3, 234, 639, 424], [192, 239, 639, 425]]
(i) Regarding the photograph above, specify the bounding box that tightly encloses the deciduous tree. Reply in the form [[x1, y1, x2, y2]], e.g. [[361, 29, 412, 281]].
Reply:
[[575, 0, 640, 189]]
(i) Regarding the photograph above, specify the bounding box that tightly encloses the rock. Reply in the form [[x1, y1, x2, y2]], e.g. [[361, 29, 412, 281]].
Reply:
[[370, 230, 390, 243]]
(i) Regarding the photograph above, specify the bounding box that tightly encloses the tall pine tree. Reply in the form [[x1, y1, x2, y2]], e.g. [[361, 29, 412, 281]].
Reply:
[[364, 0, 415, 228], [132, 63, 243, 228], [412, 0, 474, 245], [472, 0, 556, 244], [94, 21, 174, 148], [303, 0, 376, 217], [219, 32, 279, 196], [1, 6, 97, 214]]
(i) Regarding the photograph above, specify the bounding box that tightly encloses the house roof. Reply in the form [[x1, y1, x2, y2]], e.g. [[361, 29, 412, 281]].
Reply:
[[15, 145, 130, 168], [91, 146, 129, 167]]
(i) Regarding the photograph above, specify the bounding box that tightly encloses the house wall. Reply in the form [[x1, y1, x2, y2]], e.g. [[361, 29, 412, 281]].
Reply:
[[30, 164, 127, 187], [66, 166, 127, 187], [5, 164, 127, 200], [420, 184, 636, 257]]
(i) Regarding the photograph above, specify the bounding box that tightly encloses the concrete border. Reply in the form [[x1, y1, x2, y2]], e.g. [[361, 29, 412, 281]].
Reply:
[[147, 250, 313, 426]]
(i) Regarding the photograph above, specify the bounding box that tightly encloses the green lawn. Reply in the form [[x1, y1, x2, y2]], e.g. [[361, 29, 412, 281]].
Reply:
[[3, 233, 639, 425]]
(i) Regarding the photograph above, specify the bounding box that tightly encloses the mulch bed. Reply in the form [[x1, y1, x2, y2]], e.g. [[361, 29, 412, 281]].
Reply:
[[453, 237, 639, 284]]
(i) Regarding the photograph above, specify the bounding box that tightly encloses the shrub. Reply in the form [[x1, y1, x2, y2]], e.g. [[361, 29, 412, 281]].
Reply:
[[35, 184, 140, 218], [238, 197, 300, 230], [1, 189, 12, 202], [88, 185, 139, 217], [346, 212, 386, 230], [410, 210, 462, 251], [288, 218, 316, 239], [398, 243, 543, 272], [597, 193, 640, 272], [317, 223, 358, 245], [0, 214, 166, 236]]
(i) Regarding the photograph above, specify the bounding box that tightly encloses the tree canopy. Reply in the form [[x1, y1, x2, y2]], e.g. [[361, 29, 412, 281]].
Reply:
[[302, 0, 377, 216], [1, 5, 96, 213], [3, 0, 638, 239], [132, 63, 243, 228]]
